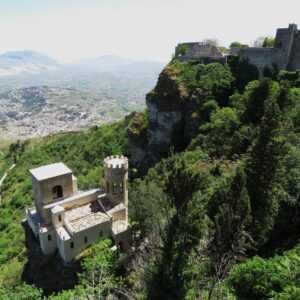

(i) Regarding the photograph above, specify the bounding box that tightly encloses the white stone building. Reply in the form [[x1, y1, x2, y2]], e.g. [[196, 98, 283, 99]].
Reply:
[[26, 155, 131, 262]]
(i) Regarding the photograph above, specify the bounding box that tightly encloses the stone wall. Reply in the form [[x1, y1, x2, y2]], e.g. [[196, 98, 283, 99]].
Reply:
[[238, 47, 284, 75], [238, 24, 300, 74], [57, 219, 111, 262]]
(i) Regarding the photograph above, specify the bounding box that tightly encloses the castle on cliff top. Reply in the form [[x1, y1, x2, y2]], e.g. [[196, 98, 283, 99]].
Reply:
[[26, 155, 131, 262], [177, 24, 300, 73]]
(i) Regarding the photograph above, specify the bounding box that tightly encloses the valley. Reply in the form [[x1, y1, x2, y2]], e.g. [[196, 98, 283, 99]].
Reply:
[[0, 51, 163, 140], [0, 86, 143, 139]]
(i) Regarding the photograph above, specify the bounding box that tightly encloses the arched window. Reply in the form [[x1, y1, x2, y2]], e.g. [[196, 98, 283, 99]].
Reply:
[[106, 181, 110, 193], [120, 182, 124, 194], [52, 185, 63, 200]]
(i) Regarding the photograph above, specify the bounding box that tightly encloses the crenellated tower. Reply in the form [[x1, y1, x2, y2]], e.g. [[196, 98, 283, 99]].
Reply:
[[104, 155, 128, 207]]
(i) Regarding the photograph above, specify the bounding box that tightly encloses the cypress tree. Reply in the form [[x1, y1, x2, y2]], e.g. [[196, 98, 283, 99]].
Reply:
[[246, 95, 282, 245]]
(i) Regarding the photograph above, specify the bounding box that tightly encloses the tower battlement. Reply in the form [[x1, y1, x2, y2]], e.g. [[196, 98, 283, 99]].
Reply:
[[104, 155, 129, 170], [104, 155, 129, 207]]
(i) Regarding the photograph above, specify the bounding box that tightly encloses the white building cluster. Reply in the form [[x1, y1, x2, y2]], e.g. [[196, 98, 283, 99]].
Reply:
[[26, 155, 131, 262]]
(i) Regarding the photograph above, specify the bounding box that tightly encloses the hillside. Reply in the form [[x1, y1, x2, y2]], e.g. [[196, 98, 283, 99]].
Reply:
[[1, 57, 300, 299]]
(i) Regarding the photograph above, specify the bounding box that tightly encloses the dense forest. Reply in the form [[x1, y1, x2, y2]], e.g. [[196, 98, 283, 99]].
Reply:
[[1, 57, 300, 299]]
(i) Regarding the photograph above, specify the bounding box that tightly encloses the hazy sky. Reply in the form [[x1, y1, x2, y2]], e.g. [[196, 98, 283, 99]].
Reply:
[[0, 0, 299, 62]]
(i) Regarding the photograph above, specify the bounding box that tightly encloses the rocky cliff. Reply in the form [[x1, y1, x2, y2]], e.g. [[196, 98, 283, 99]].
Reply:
[[127, 59, 234, 168]]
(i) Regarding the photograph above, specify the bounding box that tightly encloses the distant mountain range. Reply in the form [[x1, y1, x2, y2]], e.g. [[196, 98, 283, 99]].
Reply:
[[0, 50, 59, 76], [0, 50, 164, 77]]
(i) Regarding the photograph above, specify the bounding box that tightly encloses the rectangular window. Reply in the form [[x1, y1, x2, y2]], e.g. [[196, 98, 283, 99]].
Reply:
[[106, 181, 109, 193], [70, 242, 74, 249], [120, 182, 124, 194], [58, 214, 62, 222], [48, 234, 52, 241], [84, 236, 88, 243], [113, 182, 117, 195], [100, 230, 103, 237]]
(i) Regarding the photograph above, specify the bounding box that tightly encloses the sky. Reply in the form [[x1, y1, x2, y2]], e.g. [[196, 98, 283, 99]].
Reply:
[[0, 0, 300, 63]]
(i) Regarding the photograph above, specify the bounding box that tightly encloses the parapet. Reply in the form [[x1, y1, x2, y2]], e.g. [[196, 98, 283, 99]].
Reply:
[[104, 155, 128, 169], [104, 155, 128, 180]]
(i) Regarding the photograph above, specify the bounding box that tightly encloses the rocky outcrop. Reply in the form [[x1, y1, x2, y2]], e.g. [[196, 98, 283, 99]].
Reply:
[[127, 62, 204, 168]]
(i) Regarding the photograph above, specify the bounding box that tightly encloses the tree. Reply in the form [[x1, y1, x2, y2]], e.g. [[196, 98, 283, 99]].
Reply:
[[202, 38, 219, 47], [175, 44, 190, 57], [230, 41, 249, 48], [253, 36, 275, 48], [129, 179, 171, 240], [263, 37, 275, 47], [242, 78, 280, 125], [146, 157, 208, 299], [208, 166, 252, 299], [227, 57, 259, 92], [246, 95, 282, 245], [0, 284, 42, 300], [197, 107, 240, 157], [79, 239, 128, 299], [230, 41, 242, 48]]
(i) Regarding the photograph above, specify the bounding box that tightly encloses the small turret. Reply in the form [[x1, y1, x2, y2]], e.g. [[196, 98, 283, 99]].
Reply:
[[104, 155, 129, 206]]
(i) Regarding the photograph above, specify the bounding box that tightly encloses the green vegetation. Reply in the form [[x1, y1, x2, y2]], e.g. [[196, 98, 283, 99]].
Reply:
[[0, 121, 128, 286], [1, 57, 300, 299], [229, 41, 249, 48], [263, 37, 275, 47], [175, 44, 190, 57], [126, 110, 149, 142], [229, 244, 300, 299], [168, 60, 234, 98]]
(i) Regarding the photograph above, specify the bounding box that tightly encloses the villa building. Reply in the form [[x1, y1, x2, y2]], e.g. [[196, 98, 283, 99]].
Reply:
[[26, 155, 131, 262]]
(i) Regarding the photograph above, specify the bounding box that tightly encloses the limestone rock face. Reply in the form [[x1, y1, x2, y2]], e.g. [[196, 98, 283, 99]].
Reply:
[[127, 64, 202, 168], [147, 100, 183, 156]]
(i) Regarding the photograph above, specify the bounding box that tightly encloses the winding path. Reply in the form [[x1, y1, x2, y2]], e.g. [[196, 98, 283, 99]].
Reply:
[[0, 164, 15, 204]]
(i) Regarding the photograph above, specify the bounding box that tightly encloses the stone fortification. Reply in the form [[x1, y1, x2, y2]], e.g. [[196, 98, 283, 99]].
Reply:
[[178, 24, 300, 74], [238, 24, 300, 74], [26, 156, 131, 263]]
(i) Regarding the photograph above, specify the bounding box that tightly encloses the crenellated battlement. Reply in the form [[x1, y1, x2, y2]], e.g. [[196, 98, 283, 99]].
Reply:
[[104, 155, 128, 170]]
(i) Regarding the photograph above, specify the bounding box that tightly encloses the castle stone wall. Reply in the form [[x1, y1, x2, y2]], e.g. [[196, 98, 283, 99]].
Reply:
[[177, 24, 300, 74], [239, 47, 285, 74]]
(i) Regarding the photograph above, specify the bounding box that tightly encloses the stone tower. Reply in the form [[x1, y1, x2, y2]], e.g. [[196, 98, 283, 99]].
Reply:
[[104, 155, 128, 207], [274, 23, 298, 69]]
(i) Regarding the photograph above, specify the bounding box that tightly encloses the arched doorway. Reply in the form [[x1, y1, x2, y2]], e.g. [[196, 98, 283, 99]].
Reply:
[[52, 185, 63, 200]]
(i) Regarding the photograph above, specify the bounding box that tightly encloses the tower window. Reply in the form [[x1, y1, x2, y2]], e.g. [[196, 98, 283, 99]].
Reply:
[[106, 181, 109, 193], [84, 236, 88, 243], [70, 242, 74, 249], [58, 214, 62, 222], [113, 182, 117, 195], [120, 182, 124, 194], [52, 185, 63, 200], [48, 234, 52, 241], [100, 230, 103, 237]]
